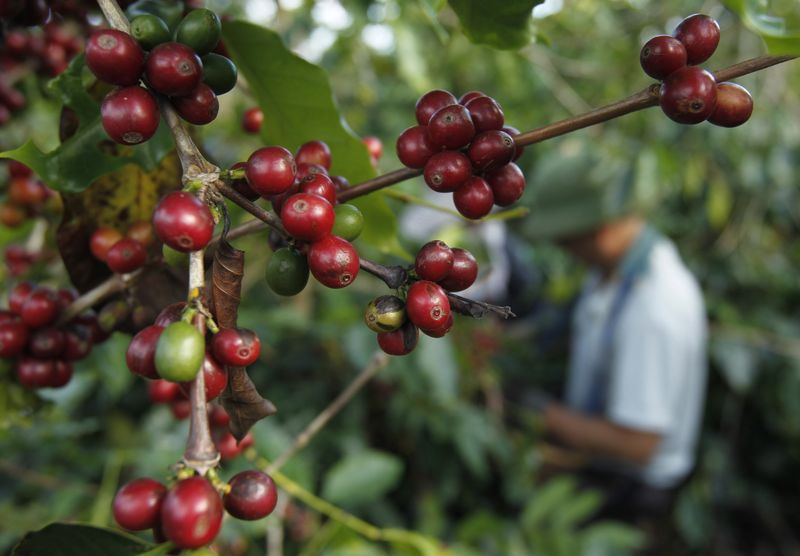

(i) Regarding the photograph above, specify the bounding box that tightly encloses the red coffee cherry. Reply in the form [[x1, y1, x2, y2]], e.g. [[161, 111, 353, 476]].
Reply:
[[113, 478, 167, 531], [464, 96, 504, 132], [502, 126, 523, 161], [0, 203, 25, 228], [170, 398, 192, 419], [126, 221, 155, 247], [50, 361, 73, 388], [415, 89, 457, 125], [295, 162, 328, 181], [363, 136, 383, 162], [16, 358, 55, 388], [209, 405, 230, 427], [295, 140, 332, 170], [242, 107, 263, 134], [269, 181, 300, 215], [179, 351, 228, 401], [299, 173, 337, 205], [485, 163, 526, 207], [224, 470, 278, 521], [307, 235, 360, 289], [246, 146, 297, 197], [458, 91, 486, 105], [0, 320, 29, 358], [640, 35, 687, 80], [215, 430, 254, 460], [28, 327, 65, 359], [423, 151, 471, 193], [406, 280, 451, 331], [106, 238, 147, 274], [145, 42, 203, 96], [415, 240, 454, 282], [21, 288, 59, 328], [439, 248, 478, 292], [9, 282, 34, 314], [377, 320, 419, 356], [659, 66, 717, 124], [212, 328, 261, 367], [396, 125, 436, 169], [171, 83, 219, 125], [63, 325, 93, 361], [454, 176, 494, 220], [101, 86, 160, 145], [8, 177, 47, 206], [160, 476, 223, 549], [154, 302, 187, 327], [427, 104, 475, 150], [90, 227, 124, 262], [467, 130, 515, 171], [708, 82, 753, 128], [421, 313, 454, 338], [280, 193, 335, 242], [148, 379, 181, 403], [85, 29, 145, 86], [153, 191, 215, 252], [126, 324, 165, 379], [673, 14, 720, 65]]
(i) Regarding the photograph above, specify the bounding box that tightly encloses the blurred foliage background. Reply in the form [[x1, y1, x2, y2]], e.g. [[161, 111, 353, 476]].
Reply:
[[2, 0, 800, 555]]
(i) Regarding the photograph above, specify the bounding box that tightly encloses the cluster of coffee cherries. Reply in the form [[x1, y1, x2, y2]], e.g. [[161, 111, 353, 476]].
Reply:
[[89, 220, 155, 275], [640, 14, 753, 127], [86, 6, 237, 145], [365, 240, 478, 356], [230, 140, 364, 294], [1, 281, 105, 389], [0, 161, 55, 230], [396, 90, 527, 219], [113, 466, 278, 550]]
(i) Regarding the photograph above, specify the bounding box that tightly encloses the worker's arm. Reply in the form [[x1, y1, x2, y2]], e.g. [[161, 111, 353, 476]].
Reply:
[[542, 402, 662, 465]]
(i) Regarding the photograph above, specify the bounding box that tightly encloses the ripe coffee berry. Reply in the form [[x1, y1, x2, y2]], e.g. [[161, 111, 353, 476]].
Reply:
[[242, 107, 263, 134], [377, 320, 419, 356], [126, 221, 155, 247], [673, 14, 720, 65], [16, 358, 54, 389], [246, 146, 297, 196], [415, 240, 454, 282], [179, 352, 228, 401], [212, 328, 261, 367], [113, 478, 167, 531], [468, 130, 515, 171], [459, 91, 486, 105], [90, 227, 124, 262], [708, 82, 753, 128], [299, 173, 337, 205], [8, 177, 47, 206], [659, 66, 717, 124], [215, 430, 254, 461], [421, 313, 454, 338], [485, 163, 526, 207], [28, 327, 65, 359], [171, 83, 219, 125], [640, 35, 687, 80], [439, 248, 478, 292], [281, 193, 335, 242], [454, 176, 494, 220], [295, 140, 332, 170], [101, 86, 160, 145], [396, 125, 437, 169], [21, 288, 59, 328], [148, 379, 181, 403], [406, 280, 451, 330], [154, 302, 187, 327], [106, 238, 147, 274], [415, 89, 457, 125], [296, 162, 328, 181], [427, 104, 475, 150], [160, 476, 223, 549], [423, 151, 471, 193], [85, 29, 145, 86], [465, 96, 504, 132], [144, 42, 203, 96], [224, 471, 279, 521], [170, 398, 192, 420], [153, 191, 215, 252], [307, 235, 360, 289], [50, 361, 73, 388], [126, 324, 164, 379], [63, 325, 93, 361], [9, 282, 34, 314], [363, 136, 383, 162], [0, 320, 29, 358]]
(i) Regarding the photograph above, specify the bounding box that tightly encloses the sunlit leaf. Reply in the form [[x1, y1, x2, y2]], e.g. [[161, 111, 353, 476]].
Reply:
[[446, 0, 545, 50]]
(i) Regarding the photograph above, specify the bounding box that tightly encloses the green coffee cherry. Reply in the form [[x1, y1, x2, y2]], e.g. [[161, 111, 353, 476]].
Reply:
[[364, 295, 406, 333], [130, 14, 171, 50], [175, 8, 222, 55], [201, 53, 238, 95], [125, 0, 183, 32], [332, 203, 364, 241], [154, 321, 205, 382], [266, 247, 309, 296]]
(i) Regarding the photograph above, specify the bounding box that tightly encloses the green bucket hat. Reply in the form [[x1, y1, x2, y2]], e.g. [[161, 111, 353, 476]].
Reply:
[[522, 139, 652, 240]]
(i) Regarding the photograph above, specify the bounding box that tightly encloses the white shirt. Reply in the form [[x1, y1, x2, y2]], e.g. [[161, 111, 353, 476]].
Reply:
[[566, 237, 707, 488]]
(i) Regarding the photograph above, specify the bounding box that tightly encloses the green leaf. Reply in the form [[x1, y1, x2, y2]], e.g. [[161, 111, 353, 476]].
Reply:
[[321, 450, 404, 508], [521, 477, 577, 530], [0, 56, 174, 193], [221, 20, 408, 259], [446, 0, 544, 50], [724, 0, 800, 54], [12, 523, 156, 556]]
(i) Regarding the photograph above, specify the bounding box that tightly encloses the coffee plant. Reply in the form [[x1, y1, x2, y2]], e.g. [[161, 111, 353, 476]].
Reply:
[[1, 1, 798, 555]]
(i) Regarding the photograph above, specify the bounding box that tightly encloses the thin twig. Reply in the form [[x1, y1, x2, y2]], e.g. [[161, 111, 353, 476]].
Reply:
[[56, 271, 137, 325], [266, 352, 389, 474], [216, 182, 286, 234]]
